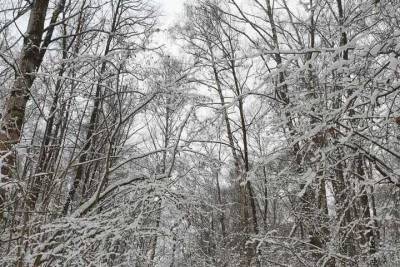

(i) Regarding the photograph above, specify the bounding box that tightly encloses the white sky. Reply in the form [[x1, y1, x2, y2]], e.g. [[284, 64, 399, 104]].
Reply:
[[156, 0, 186, 28], [152, 0, 187, 56]]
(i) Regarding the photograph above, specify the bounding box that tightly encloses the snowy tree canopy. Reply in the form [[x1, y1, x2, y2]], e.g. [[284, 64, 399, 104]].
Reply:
[[0, 0, 400, 266]]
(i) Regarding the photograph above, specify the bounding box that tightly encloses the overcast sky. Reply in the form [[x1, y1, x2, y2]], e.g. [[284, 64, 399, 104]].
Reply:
[[151, 0, 186, 55], [156, 0, 186, 28]]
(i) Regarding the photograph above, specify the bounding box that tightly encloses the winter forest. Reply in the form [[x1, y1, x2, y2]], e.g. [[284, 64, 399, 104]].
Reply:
[[0, 0, 399, 266]]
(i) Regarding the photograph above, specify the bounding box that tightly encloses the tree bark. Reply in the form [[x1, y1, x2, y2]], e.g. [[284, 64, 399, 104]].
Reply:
[[0, 0, 51, 221]]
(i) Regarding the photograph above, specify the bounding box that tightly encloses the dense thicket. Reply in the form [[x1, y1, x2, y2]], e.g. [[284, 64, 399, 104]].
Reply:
[[0, 0, 400, 266]]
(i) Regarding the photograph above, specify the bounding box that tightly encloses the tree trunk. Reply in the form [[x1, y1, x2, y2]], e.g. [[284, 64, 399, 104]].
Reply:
[[0, 0, 51, 221], [62, 0, 123, 215]]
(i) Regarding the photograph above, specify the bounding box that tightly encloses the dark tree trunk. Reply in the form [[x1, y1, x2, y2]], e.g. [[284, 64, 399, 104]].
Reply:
[[0, 0, 51, 221]]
